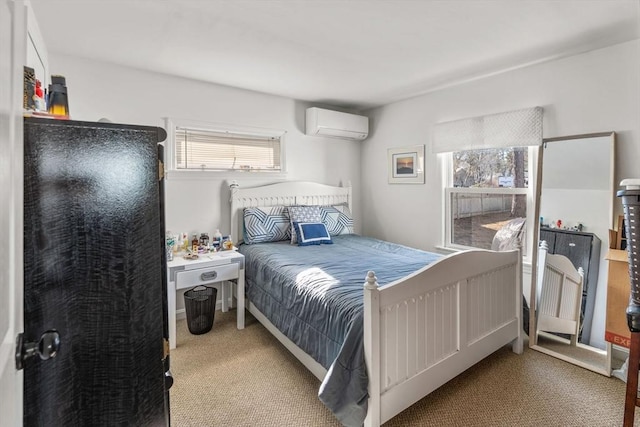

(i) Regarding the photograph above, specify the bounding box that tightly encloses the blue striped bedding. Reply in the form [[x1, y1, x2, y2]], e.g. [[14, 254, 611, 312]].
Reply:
[[239, 234, 441, 426]]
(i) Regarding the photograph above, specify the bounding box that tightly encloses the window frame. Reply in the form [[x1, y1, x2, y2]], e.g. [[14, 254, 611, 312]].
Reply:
[[441, 146, 538, 262], [164, 117, 287, 179]]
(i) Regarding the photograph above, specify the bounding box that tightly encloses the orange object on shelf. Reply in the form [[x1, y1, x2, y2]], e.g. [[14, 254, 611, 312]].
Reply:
[[47, 75, 70, 117], [605, 249, 631, 348]]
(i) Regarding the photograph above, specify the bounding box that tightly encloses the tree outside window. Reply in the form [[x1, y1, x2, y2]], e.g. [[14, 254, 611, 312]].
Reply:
[[448, 147, 528, 250]]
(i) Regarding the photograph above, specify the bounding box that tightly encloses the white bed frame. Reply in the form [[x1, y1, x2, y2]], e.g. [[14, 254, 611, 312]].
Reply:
[[229, 180, 523, 426]]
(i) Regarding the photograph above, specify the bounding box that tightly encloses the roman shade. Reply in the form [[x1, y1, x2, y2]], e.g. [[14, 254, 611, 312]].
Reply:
[[432, 107, 543, 153]]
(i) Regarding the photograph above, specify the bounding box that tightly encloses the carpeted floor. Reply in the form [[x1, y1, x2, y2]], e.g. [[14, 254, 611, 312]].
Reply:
[[170, 310, 639, 426]]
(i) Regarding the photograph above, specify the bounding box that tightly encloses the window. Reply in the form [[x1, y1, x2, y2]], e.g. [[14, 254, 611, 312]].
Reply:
[[444, 146, 535, 254], [434, 107, 542, 258], [165, 118, 285, 174]]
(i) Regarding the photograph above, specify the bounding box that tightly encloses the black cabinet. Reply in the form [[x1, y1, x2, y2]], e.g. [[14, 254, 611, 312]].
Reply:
[[539, 227, 601, 344]]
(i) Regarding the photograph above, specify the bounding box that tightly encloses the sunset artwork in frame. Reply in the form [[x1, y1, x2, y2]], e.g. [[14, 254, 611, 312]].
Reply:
[[388, 145, 425, 184]]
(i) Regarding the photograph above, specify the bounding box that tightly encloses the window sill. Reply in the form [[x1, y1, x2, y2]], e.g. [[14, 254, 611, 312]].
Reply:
[[165, 170, 288, 181]]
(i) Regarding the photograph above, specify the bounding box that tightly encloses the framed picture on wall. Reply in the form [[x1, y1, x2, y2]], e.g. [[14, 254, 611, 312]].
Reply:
[[388, 145, 425, 184]]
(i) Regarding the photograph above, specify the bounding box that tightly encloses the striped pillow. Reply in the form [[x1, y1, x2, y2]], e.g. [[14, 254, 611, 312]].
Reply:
[[243, 206, 291, 244], [320, 205, 355, 236]]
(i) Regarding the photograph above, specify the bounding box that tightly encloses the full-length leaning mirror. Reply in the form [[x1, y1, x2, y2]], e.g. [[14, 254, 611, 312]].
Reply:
[[529, 132, 615, 376]]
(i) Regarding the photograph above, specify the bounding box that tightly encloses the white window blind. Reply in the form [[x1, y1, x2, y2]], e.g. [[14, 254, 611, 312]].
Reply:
[[174, 126, 282, 172]]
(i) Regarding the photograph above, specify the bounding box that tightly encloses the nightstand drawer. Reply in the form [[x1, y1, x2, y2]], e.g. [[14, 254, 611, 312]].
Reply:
[[176, 263, 239, 289]]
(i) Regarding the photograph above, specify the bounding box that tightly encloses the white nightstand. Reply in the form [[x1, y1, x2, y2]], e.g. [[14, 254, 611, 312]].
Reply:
[[167, 251, 245, 349]]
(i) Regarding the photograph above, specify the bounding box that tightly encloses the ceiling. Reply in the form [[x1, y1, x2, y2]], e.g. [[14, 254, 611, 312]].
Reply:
[[29, 0, 639, 110]]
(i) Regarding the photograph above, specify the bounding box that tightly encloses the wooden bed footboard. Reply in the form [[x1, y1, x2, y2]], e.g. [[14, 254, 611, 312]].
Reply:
[[363, 249, 523, 427]]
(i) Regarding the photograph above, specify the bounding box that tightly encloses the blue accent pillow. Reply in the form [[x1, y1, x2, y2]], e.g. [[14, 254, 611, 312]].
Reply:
[[292, 222, 333, 246], [243, 206, 291, 244], [288, 205, 322, 244]]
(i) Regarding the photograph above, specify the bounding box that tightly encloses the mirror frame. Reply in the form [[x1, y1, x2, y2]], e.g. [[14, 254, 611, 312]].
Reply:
[[25, 3, 49, 90], [528, 131, 616, 376]]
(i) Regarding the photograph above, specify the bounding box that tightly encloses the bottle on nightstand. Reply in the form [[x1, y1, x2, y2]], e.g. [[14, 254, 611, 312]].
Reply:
[[223, 235, 234, 251], [213, 229, 223, 243], [191, 234, 199, 252], [182, 233, 189, 251]]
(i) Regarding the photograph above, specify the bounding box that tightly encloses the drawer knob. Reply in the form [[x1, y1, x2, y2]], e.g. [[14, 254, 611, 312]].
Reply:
[[569, 243, 576, 247], [200, 271, 218, 281]]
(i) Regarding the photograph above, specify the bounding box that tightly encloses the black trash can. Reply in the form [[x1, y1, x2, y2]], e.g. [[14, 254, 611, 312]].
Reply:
[[184, 286, 217, 335]]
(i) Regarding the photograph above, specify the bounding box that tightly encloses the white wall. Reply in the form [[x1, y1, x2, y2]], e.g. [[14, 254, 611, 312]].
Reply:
[[48, 54, 363, 310], [48, 54, 363, 235], [49, 40, 639, 342], [361, 40, 640, 348]]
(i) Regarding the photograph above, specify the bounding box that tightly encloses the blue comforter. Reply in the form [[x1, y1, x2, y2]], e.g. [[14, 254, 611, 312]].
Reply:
[[239, 235, 441, 426]]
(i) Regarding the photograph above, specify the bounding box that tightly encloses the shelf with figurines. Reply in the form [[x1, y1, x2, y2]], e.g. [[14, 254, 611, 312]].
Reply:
[[23, 67, 70, 120]]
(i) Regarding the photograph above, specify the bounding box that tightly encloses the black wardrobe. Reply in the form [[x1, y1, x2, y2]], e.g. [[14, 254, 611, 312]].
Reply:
[[21, 117, 171, 426]]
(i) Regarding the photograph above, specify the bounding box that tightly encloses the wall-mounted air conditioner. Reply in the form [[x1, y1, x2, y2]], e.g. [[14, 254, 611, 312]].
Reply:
[[305, 107, 369, 140]]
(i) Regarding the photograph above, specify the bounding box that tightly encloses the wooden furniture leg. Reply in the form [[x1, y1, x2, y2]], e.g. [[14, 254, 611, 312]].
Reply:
[[624, 331, 640, 426]]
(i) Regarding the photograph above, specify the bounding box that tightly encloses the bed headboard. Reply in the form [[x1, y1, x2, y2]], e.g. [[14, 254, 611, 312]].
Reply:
[[228, 180, 352, 245]]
